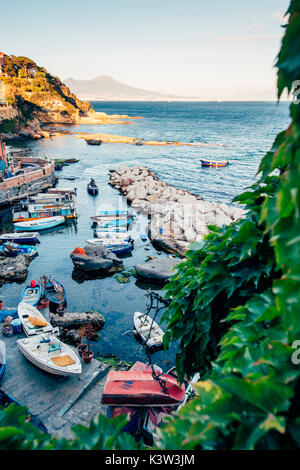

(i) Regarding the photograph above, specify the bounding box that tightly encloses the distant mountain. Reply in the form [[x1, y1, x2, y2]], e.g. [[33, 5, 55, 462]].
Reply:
[[64, 75, 193, 101]]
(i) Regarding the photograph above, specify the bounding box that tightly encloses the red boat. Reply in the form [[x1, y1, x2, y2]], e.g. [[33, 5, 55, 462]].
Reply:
[[201, 159, 229, 168], [101, 370, 185, 406]]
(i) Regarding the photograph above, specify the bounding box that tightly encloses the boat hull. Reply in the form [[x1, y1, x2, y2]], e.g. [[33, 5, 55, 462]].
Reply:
[[200, 159, 229, 168], [20, 283, 42, 306], [101, 370, 185, 406], [45, 279, 67, 313], [14, 216, 65, 232], [0, 233, 40, 244], [17, 340, 81, 377], [87, 184, 98, 195]]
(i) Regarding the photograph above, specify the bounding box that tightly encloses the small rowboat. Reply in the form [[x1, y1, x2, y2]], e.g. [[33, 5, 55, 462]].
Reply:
[[17, 334, 82, 377], [20, 283, 42, 306], [96, 219, 129, 229], [101, 370, 185, 406], [87, 180, 99, 195], [87, 237, 133, 246], [200, 159, 229, 168], [17, 302, 53, 336], [0, 389, 47, 432], [0, 341, 6, 381], [133, 312, 164, 348], [0, 242, 38, 258], [14, 216, 65, 232], [0, 232, 40, 244], [94, 227, 128, 235], [44, 278, 67, 313]]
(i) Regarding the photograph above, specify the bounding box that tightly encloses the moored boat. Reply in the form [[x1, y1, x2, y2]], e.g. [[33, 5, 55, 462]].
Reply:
[[101, 370, 185, 406], [200, 159, 229, 168], [14, 216, 65, 232], [44, 277, 67, 313], [87, 178, 98, 195], [0, 242, 38, 258], [17, 334, 82, 377], [86, 236, 133, 246], [20, 281, 42, 306], [17, 302, 53, 336], [133, 312, 164, 348], [0, 232, 40, 244], [0, 341, 6, 381], [96, 209, 133, 217]]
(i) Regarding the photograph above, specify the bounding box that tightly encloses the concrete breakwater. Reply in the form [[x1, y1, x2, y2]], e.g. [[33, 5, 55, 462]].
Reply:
[[0, 156, 56, 205], [109, 165, 246, 255]]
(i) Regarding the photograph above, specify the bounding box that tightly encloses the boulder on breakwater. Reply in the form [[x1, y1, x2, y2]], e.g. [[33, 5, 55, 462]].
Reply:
[[109, 165, 246, 256]]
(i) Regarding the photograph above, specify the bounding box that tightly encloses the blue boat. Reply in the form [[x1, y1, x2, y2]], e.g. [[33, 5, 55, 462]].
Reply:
[[20, 282, 42, 306], [14, 216, 65, 232], [0, 232, 40, 244], [0, 341, 6, 382], [44, 278, 67, 313], [107, 244, 134, 255], [0, 242, 38, 257]]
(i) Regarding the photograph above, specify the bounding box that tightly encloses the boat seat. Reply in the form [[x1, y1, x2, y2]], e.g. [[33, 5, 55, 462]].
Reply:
[[139, 325, 152, 334]]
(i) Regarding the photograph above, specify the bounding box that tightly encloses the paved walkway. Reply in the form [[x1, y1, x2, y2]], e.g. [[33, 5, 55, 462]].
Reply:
[[0, 330, 109, 438]]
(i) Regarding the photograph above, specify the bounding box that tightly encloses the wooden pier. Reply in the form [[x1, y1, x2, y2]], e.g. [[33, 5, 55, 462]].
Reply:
[[0, 329, 109, 438]]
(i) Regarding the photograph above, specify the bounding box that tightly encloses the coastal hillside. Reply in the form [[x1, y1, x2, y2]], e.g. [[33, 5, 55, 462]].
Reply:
[[0, 54, 132, 139], [65, 75, 189, 101]]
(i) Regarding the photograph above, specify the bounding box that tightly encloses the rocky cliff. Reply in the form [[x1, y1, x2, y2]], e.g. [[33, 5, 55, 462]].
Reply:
[[0, 54, 132, 139]]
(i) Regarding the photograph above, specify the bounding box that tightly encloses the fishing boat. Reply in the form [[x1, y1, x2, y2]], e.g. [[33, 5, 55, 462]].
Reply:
[[14, 189, 77, 222], [96, 209, 133, 217], [95, 219, 129, 229], [101, 370, 185, 406], [200, 159, 229, 168], [133, 312, 164, 348], [94, 226, 128, 235], [86, 238, 134, 254], [14, 216, 65, 232], [20, 281, 42, 306], [0, 389, 47, 432], [0, 232, 40, 244], [0, 341, 6, 381], [87, 179, 98, 196], [44, 277, 67, 313], [17, 302, 53, 336], [17, 334, 82, 377], [0, 242, 38, 258], [86, 236, 133, 246]]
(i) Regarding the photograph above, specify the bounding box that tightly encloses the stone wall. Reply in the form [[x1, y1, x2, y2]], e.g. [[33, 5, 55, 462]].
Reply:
[[0, 158, 56, 205]]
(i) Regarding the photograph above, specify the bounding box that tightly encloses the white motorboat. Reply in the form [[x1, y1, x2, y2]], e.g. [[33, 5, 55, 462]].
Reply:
[[133, 312, 164, 348], [17, 334, 82, 376], [17, 302, 53, 336]]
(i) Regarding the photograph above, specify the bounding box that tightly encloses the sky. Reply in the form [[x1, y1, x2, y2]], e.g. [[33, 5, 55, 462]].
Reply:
[[0, 0, 291, 100]]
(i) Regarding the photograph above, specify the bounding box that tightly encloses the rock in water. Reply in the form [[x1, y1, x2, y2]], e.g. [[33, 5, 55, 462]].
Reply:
[[135, 257, 182, 283], [70, 245, 122, 272]]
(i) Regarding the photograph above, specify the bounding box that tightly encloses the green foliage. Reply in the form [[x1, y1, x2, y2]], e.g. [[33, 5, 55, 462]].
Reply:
[[160, 1, 300, 449], [0, 404, 141, 450]]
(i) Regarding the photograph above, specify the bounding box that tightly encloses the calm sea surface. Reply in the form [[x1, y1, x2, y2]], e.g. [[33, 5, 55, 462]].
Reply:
[[0, 101, 291, 368]]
